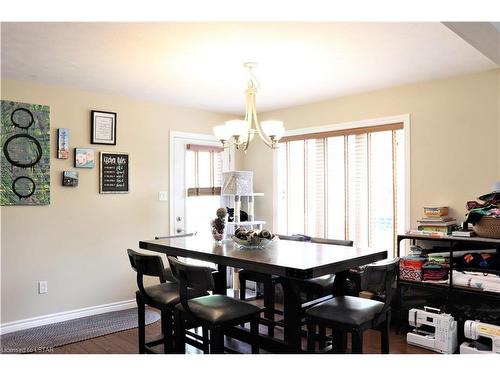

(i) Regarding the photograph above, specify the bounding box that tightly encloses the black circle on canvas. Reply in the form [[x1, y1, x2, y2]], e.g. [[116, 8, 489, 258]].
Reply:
[[11, 108, 34, 130], [3, 133, 43, 168], [12, 176, 36, 199]]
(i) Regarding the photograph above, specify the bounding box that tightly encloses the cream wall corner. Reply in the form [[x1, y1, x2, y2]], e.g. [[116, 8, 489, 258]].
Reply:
[[0, 80, 230, 324], [242, 69, 500, 233]]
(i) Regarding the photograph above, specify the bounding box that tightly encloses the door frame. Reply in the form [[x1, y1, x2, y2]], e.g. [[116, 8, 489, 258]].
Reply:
[[169, 131, 235, 235]]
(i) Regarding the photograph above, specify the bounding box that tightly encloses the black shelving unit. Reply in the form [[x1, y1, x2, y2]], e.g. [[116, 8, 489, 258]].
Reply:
[[396, 234, 500, 329]]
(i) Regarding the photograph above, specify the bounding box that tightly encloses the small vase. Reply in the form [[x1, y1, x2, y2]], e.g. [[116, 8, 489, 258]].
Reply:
[[211, 214, 226, 244]]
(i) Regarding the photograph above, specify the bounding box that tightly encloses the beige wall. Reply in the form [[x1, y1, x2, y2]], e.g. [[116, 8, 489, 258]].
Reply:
[[242, 69, 500, 232], [0, 80, 229, 324]]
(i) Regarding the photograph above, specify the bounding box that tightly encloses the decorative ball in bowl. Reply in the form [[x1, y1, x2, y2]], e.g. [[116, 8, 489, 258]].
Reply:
[[231, 228, 277, 248]]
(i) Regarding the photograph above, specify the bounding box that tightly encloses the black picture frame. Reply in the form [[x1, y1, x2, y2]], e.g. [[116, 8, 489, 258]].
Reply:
[[99, 152, 129, 194], [91, 110, 117, 145]]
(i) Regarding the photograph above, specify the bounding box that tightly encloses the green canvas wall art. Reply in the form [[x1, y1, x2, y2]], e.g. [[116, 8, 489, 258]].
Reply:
[[1, 100, 50, 205]]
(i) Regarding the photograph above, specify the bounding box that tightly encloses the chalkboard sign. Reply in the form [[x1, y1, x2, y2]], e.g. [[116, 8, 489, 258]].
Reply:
[[99, 152, 129, 194]]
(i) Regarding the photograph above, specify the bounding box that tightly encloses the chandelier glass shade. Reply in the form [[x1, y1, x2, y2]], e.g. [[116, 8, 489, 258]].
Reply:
[[213, 63, 285, 151]]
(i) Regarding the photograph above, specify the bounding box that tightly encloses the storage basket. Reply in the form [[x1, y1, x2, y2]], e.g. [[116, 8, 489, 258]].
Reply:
[[399, 257, 426, 281], [473, 216, 500, 239]]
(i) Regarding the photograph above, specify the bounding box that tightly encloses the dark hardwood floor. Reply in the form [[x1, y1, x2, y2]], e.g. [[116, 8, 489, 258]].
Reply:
[[48, 299, 433, 354]]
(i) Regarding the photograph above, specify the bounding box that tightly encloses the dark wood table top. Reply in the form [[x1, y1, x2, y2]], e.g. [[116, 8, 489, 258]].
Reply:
[[139, 236, 387, 279]]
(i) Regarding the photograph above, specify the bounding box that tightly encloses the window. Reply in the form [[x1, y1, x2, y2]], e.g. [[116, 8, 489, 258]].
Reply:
[[185, 144, 223, 196], [276, 123, 406, 256], [185, 144, 223, 236]]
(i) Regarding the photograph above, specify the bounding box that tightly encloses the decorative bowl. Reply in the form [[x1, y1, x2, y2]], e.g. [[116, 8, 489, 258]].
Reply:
[[231, 235, 277, 248]]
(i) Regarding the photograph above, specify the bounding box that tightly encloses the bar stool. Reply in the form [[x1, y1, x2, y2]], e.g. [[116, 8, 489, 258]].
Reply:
[[169, 256, 261, 354], [127, 249, 207, 353], [305, 258, 399, 354]]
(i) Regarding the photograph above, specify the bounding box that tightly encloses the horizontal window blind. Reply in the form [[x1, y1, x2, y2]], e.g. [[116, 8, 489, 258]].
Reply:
[[277, 123, 405, 256], [280, 123, 403, 143], [186, 145, 223, 197]]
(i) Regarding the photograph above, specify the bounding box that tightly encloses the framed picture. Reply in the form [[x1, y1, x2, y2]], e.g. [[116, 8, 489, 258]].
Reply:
[[57, 128, 70, 159], [100, 152, 129, 194], [91, 110, 116, 145], [62, 171, 78, 187], [74, 148, 95, 168]]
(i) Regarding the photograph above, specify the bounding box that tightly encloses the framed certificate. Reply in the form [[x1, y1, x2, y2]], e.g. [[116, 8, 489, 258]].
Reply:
[[91, 110, 116, 145]]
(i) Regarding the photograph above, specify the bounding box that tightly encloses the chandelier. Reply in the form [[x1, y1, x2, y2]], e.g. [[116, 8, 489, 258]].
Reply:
[[213, 62, 285, 151]]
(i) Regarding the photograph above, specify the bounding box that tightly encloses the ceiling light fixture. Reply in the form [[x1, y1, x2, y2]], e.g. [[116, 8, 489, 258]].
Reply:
[[213, 62, 285, 151]]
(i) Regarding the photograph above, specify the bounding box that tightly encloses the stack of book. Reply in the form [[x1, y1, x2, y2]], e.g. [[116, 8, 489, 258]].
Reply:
[[409, 207, 458, 237]]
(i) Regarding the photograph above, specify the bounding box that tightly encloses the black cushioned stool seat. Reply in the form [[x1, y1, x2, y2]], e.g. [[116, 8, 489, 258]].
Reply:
[[306, 296, 384, 326], [143, 283, 206, 308], [176, 295, 261, 324], [299, 274, 336, 295]]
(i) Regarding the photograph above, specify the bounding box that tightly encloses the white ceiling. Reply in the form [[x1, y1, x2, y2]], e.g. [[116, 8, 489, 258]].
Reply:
[[1, 22, 497, 114]]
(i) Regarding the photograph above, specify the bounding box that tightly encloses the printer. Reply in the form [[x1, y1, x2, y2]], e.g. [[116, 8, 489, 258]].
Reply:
[[407, 306, 457, 354], [460, 320, 500, 354]]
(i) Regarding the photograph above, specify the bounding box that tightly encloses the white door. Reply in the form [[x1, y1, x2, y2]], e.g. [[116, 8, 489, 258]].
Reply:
[[170, 131, 233, 236]]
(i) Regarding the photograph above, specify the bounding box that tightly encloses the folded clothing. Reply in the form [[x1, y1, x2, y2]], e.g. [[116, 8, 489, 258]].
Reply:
[[422, 261, 449, 281], [427, 255, 447, 264]]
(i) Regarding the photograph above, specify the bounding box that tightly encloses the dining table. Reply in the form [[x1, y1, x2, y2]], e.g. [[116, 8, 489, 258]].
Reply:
[[139, 235, 387, 353]]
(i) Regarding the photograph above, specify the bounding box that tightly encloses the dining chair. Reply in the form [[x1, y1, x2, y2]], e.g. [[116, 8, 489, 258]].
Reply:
[[305, 257, 399, 354], [169, 256, 261, 354], [127, 249, 207, 354]]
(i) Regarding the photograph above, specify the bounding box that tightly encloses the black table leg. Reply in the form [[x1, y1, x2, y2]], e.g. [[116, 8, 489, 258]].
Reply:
[[215, 264, 227, 295], [332, 270, 348, 297], [281, 277, 303, 353]]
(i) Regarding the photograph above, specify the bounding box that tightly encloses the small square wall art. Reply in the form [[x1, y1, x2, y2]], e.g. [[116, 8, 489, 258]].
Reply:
[[74, 148, 95, 168], [62, 171, 78, 187]]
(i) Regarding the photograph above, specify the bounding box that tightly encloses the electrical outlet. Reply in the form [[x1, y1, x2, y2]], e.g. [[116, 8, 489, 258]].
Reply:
[[159, 191, 168, 201], [38, 281, 48, 294]]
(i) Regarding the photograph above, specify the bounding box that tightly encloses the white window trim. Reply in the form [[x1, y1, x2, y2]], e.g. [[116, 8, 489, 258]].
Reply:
[[169, 131, 235, 235], [272, 114, 411, 240]]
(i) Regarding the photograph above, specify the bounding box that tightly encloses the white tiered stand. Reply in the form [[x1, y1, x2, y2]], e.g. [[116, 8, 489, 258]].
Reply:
[[220, 192, 265, 297], [221, 192, 265, 235]]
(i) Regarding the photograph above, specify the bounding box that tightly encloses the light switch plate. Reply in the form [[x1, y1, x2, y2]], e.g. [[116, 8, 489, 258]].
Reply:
[[159, 191, 168, 201], [38, 281, 48, 294]]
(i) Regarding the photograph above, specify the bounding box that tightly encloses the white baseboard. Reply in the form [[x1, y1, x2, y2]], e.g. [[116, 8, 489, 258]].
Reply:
[[0, 299, 136, 335]]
